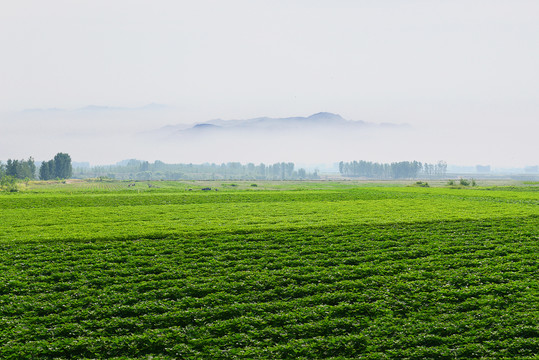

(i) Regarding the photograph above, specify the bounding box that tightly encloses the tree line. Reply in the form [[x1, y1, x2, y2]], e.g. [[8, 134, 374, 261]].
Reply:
[[0, 153, 72, 182], [0, 158, 37, 180], [339, 160, 447, 179], [75, 160, 318, 181]]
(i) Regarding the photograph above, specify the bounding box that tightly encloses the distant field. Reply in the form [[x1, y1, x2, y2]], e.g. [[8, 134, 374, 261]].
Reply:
[[0, 180, 537, 358]]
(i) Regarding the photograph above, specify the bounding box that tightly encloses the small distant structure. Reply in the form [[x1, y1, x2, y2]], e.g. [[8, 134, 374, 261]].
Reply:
[[202, 187, 211, 191]]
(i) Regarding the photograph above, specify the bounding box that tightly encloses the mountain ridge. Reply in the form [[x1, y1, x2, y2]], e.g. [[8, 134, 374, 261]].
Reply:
[[140, 112, 410, 141], [21, 103, 169, 113], [172, 112, 402, 136]]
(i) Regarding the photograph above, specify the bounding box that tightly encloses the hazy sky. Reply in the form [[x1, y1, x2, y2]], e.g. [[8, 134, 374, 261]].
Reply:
[[1, 1, 538, 167]]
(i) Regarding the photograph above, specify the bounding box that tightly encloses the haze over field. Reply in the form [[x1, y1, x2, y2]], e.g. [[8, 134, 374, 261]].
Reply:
[[1, 1, 538, 167]]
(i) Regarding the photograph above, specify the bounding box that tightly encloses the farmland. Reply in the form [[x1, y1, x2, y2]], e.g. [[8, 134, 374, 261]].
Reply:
[[0, 180, 538, 359]]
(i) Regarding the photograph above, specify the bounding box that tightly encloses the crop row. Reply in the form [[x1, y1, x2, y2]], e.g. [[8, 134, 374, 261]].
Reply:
[[1, 217, 538, 358]]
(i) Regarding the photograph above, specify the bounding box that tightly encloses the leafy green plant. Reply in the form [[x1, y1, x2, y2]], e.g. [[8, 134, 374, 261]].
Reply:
[[0, 175, 19, 192]]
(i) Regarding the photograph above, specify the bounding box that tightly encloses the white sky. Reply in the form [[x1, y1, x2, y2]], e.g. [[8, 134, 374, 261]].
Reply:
[[0, 1, 538, 167]]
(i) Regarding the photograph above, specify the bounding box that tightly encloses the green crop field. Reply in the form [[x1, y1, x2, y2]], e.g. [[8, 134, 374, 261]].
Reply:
[[1, 180, 538, 359]]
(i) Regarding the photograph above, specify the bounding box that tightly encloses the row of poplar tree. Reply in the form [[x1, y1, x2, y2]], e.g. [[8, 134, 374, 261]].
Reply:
[[0, 153, 72, 180], [76, 160, 318, 181], [339, 160, 447, 179]]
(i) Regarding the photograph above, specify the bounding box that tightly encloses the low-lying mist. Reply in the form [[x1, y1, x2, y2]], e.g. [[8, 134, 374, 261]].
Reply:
[[1, 108, 536, 169]]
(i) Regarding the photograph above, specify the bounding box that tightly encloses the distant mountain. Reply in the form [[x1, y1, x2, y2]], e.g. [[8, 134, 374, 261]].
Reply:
[[77, 103, 170, 112], [185, 123, 222, 134], [172, 112, 378, 136], [205, 112, 349, 128], [306, 112, 347, 122], [141, 112, 410, 143], [193, 123, 221, 130], [77, 105, 120, 112], [21, 103, 170, 113], [139, 103, 169, 111]]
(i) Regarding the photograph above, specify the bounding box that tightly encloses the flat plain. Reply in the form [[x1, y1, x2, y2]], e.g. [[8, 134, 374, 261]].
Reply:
[[0, 180, 538, 359]]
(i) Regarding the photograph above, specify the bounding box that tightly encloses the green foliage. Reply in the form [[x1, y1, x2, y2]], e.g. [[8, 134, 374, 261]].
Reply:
[[414, 181, 429, 187], [0, 183, 537, 358], [53, 152, 72, 179], [39, 160, 54, 180], [40, 153, 72, 180], [447, 179, 455, 186], [0, 175, 19, 192], [3, 157, 36, 179], [460, 178, 471, 186]]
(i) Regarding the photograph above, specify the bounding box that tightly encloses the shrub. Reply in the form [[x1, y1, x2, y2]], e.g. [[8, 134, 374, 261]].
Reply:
[[0, 176, 19, 192]]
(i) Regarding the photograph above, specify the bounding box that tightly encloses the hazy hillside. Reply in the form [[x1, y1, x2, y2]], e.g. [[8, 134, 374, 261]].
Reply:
[[171, 112, 401, 135]]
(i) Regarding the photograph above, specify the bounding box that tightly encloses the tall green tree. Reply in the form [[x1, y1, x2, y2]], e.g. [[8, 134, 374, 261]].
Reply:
[[39, 160, 54, 180], [53, 153, 72, 179], [26, 157, 36, 179], [6, 159, 20, 177]]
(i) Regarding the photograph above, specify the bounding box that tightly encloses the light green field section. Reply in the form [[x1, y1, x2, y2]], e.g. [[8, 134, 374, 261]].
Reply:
[[1, 186, 537, 243]]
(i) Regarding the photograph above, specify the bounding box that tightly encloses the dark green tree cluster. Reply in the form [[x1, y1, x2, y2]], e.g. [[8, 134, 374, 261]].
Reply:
[[39, 153, 72, 180], [0, 158, 36, 179], [1, 157, 37, 192], [339, 160, 445, 179]]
